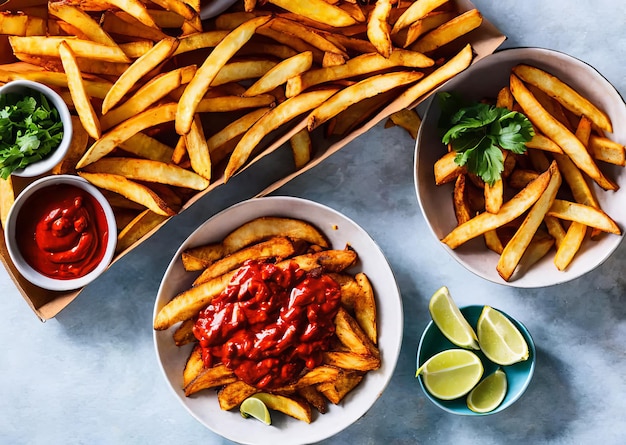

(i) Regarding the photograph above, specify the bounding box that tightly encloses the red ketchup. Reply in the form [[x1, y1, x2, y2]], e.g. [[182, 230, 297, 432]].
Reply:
[[15, 184, 110, 280], [193, 260, 342, 389]]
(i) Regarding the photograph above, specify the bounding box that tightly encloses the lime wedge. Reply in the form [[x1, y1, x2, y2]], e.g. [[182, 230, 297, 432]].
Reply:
[[466, 368, 508, 413], [416, 349, 484, 400], [428, 286, 479, 349], [476, 306, 529, 366], [240, 396, 272, 425]]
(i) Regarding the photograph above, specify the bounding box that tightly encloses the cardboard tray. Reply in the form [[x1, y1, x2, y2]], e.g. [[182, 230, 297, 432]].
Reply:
[[0, 0, 505, 320]]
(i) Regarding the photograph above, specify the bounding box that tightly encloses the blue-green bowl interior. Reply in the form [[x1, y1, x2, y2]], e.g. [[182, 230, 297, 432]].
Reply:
[[416, 305, 536, 415]]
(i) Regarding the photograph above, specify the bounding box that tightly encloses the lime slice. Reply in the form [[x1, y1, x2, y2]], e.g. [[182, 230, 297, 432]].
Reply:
[[476, 306, 529, 366], [240, 396, 272, 425], [428, 286, 479, 349], [466, 368, 508, 413], [416, 349, 484, 400]]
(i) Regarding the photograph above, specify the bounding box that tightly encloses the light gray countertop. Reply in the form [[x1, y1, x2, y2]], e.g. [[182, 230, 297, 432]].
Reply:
[[1, 1, 625, 444]]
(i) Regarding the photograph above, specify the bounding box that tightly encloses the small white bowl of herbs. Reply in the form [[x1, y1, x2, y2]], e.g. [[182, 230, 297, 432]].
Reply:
[[0, 79, 72, 178], [414, 47, 626, 288]]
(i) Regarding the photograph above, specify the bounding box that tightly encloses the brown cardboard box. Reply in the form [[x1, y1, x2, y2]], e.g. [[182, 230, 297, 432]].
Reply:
[[0, 0, 505, 320]]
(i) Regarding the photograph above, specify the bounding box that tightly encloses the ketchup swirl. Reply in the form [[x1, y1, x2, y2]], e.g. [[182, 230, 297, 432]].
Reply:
[[193, 260, 342, 389], [16, 184, 109, 280]]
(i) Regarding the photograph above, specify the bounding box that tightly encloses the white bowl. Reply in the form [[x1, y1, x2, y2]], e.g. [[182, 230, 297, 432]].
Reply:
[[415, 47, 626, 288], [0, 79, 72, 177], [4, 174, 117, 291], [153, 196, 403, 445]]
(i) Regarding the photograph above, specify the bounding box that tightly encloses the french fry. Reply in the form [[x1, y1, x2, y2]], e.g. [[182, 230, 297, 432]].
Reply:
[[547, 199, 621, 234], [243, 51, 313, 97], [268, 0, 358, 28], [52, 116, 89, 175], [496, 162, 561, 281], [435, 150, 465, 185], [116, 209, 168, 253], [289, 128, 313, 169], [250, 393, 312, 424], [185, 114, 212, 180], [367, 0, 393, 58], [0, 174, 15, 229], [81, 157, 210, 190], [410, 9, 483, 54], [317, 371, 363, 405], [77, 172, 176, 217], [509, 73, 617, 191], [107, 0, 159, 29], [102, 36, 179, 114], [58, 41, 101, 140], [76, 103, 178, 168], [223, 217, 329, 251], [175, 15, 271, 135], [453, 174, 472, 224], [218, 381, 259, 411], [334, 308, 379, 358], [0, 11, 46, 36], [589, 135, 626, 166], [225, 88, 339, 180], [307, 71, 424, 131], [48, 3, 117, 47], [8, 35, 130, 63], [172, 319, 195, 347], [354, 272, 377, 345], [512, 64, 613, 133], [388, 108, 421, 139], [442, 167, 552, 249], [269, 18, 347, 56], [119, 133, 174, 164], [184, 364, 238, 396], [391, 0, 449, 34], [554, 221, 587, 271]]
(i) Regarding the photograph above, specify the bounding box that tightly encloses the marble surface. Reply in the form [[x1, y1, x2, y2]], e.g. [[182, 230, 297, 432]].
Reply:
[[2, 1, 626, 444]]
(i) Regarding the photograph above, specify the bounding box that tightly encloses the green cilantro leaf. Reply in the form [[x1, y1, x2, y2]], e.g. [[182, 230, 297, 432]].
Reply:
[[0, 89, 64, 179], [437, 92, 535, 185]]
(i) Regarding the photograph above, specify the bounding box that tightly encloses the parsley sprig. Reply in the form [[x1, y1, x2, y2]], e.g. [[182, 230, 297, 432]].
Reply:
[[437, 92, 534, 185], [0, 89, 64, 179]]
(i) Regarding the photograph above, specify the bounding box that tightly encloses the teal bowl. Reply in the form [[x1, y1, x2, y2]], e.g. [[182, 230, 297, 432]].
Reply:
[[416, 305, 535, 415]]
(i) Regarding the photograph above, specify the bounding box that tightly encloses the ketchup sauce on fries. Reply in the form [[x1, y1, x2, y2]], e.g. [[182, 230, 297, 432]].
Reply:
[[193, 260, 342, 389]]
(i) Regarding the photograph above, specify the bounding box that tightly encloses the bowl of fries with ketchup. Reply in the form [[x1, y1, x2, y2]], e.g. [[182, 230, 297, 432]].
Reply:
[[153, 196, 403, 445], [415, 47, 626, 287]]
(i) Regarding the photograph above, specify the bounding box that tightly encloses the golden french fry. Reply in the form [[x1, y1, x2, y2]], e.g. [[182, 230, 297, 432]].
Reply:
[[525, 133, 563, 153], [0, 11, 46, 36], [367, 0, 393, 58], [391, 0, 449, 34], [544, 215, 567, 249], [52, 116, 89, 175], [211, 59, 277, 87], [48, 3, 117, 46], [484, 177, 503, 214], [0, 174, 15, 229], [172, 318, 195, 346], [176, 15, 271, 134], [116, 209, 169, 253], [251, 392, 312, 423], [388, 108, 421, 139], [289, 127, 312, 169], [223, 217, 329, 251], [173, 30, 229, 55], [193, 236, 295, 286], [484, 230, 504, 254], [77, 103, 178, 168], [453, 174, 472, 224], [218, 381, 259, 411], [101, 65, 196, 130], [442, 167, 552, 249], [286, 49, 433, 97], [119, 133, 174, 164], [410, 9, 483, 54], [101, 10, 167, 41], [496, 162, 561, 281], [206, 107, 269, 154], [554, 222, 587, 271], [185, 114, 212, 180], [269, 18, 347, 56], [182, 345, 204, 388], [244, 51, 312, 97], [552, 153, 599, 207], [508, 169, 540, 189], [102, 37, 179, 114], [225, 88, 338, 180], [149, 0, 197, 22], [317, 371, 363, 405], [354, 272, 377, 345], [307, 71, 424, 131], [181, 243, 227, 272], [78, 172, 176, 217], [518, 230, 555, 271], [58, 41, 101, 139], [107, 0, 159, 29], [510, 73, 617, 191], [512, 64, 613, 133], [184, 364, 238, 396], [8, 35, 130, 63], [435, 150, 465, 185], [547, 199, 621, 234], [268, 0, 358, 28], [323, 351, 380, 372], [195, 94, 275, 113], [334, 307, 379, 358], [81, 157, 210, 190], [589, 135, 626, 166]]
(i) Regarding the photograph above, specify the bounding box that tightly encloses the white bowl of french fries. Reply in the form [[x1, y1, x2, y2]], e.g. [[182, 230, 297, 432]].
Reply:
[[153, 196, 403, 444], [415, 47, 626, 287]]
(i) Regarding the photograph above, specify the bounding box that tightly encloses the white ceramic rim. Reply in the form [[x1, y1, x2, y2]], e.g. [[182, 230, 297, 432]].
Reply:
[[414, 47, 626, 288], [153, 196, 404, 445], [4, 174, 117, 291], [0, 79, 73, 177], [199, 0, 238, 19]]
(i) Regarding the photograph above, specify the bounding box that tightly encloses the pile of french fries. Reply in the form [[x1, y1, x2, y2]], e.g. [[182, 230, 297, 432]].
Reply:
[[154, 216, 380, 423], [435, 64, 624, 281], [0, 0, 482, 255]]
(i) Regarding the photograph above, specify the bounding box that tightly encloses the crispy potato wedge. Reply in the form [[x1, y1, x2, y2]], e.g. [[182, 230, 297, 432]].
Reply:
[[354, 272, 377, 345], [317, 371, 363, 405], [252, 392, 312, 423], [334, 308, 379, 358], [181, 243, 227, 271], [367, 0, 393, 58], [182, 344, 204, 388], [453, 174, 472, 224], [218, 380, 259, 411], [184, 364, 238, 396], [323, 351, 381, 372], [172, 318, 195, 347]]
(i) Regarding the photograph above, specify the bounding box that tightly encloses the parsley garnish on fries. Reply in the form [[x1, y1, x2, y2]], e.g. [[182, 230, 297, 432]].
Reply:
[[437, 92, 534, 185], [0, 90, 64, 179]]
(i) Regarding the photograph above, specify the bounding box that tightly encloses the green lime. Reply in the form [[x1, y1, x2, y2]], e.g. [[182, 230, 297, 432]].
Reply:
[[466, 368, 508, 413], [240, 395, 271, 425], [477, 306, 529, 366], [428, 286, 479, 349], [416, 349, 484, 400]]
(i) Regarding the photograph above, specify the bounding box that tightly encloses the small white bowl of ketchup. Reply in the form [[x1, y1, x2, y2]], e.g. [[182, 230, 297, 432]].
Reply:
[[4, 174, 117, 291]]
